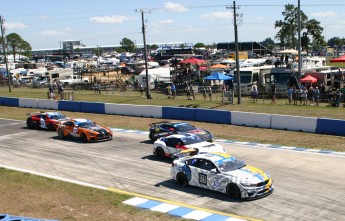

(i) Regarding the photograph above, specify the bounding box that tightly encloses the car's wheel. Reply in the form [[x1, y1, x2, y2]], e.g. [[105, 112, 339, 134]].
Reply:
[[149, 132, 156, 142], [226, 183, 241, 199], [58, 129, 65, 139], [80, 133, 88, 143], [26, 118, 34, 129], [154, 147, 165, 159], [47, 123, 55, 131], [176, 173, 189, 187]]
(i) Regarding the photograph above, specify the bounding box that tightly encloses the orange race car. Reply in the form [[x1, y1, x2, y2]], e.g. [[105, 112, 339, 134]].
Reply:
[[57, 118, 112, 142]]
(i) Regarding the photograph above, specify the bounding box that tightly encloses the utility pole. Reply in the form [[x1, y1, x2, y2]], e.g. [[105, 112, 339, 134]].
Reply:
[[227, 1, 241, 104], [297, 0, 302, 80], [136, 9, 152, 99], [0, 15, 11, 92]]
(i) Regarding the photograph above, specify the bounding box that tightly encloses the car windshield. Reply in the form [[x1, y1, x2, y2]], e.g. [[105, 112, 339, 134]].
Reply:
[[48, 113, 67, 120], [181, 135, 203, 145], [215, 157, 246, 172], [174, 123, 196, 131], [75, 120, 95, 127]]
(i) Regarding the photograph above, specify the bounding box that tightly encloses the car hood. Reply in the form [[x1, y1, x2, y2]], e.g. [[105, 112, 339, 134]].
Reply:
[[222, 165, 270, 184], [83, 125, 109, 133], [186, 142, 224, 153]]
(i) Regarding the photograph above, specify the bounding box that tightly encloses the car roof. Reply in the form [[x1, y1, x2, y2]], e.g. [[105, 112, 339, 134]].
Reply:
[[72, 118, 91, 123], [186, 152, 235, 162], [166, 133, 198, 139]]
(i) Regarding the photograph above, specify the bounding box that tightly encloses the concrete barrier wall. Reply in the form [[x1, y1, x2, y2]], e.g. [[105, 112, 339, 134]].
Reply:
[[37, 99, 59, 110], [104, 103, 132, 115], [80, 102, 105, 114], [19, 98, 38, 108], [58, 100, 81, 112], [316, 118, 345, 136], [1, 96, 345, 137], [195, 109, 231, 124], [1, 97, 19, 107], [162, 107, 195, 121], [271, 114, 317, 133], [131, 105, 162, 118], [231, 111, 271, 128]]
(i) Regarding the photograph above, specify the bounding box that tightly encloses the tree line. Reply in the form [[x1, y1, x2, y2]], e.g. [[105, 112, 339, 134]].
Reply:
[[1, 3, 344, 62]]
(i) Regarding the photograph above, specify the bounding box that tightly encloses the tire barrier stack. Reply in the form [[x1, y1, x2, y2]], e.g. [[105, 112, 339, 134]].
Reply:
[[0, 214, 59, 221], [0, 96, 345, 137]]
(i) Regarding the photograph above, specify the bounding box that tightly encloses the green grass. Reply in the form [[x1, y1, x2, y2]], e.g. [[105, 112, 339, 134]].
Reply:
[[1, 86, 344, 120]]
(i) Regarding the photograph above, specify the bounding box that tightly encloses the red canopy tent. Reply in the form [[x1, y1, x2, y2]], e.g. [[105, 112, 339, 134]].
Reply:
[[330, 55, 345, 63], [300, 75, 317, 83], [179, 57, 206, 64]]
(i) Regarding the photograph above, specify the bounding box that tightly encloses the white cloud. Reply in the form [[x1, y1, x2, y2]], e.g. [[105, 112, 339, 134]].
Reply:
[[40, 30, 66, 37], [310, 11, 337, 18], [89, 15, 132, 24], [159, 19, 174, 24], [201, 12, 232, 20], [4, 22, 28, 30], [40, 15, 49, 20], [164, 2, 188, 12]]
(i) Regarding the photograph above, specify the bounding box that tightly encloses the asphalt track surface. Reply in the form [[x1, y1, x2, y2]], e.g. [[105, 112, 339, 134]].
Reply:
[[0, 118, 344, 221]]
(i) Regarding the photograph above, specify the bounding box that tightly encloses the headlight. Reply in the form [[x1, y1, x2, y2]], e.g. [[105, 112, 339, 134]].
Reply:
[[240, 182, 256, 188], [87, 132, 95, 135]]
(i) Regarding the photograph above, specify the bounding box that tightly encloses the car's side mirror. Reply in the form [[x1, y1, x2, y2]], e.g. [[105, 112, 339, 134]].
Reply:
[[210, 168, 218, 174]]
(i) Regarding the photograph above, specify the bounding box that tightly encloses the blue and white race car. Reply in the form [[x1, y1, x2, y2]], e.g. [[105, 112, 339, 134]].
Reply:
[[171, 152, 273, 199]]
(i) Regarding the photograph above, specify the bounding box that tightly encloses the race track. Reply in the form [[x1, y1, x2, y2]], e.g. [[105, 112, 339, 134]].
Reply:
[[0, 118, 344, 221]]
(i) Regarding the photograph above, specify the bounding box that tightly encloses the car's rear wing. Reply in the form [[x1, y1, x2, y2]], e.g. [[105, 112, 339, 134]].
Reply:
[[26, 111, 45, 117], [148, 121, 170, 127], [173, 148, 199, 159]]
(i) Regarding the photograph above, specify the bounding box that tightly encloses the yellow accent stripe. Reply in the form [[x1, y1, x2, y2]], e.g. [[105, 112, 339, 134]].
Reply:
[[245, 166, 269, 180], [107, 187, 262, 221]]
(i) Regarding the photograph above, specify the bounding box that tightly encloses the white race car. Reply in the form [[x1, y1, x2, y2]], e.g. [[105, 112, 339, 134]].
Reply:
[[171, 152, 274, 199], [153, 133, 225, 159]]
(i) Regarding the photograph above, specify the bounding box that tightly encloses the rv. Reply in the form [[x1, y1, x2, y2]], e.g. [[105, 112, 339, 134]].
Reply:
[[265, 65, 334, 97], [137, 67, 171, 89], [233, 66, 273, 96]]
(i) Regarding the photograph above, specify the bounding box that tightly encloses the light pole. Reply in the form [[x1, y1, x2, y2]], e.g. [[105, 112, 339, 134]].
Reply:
[[137, 9, 152, 99], [227, 1, 241, 104]]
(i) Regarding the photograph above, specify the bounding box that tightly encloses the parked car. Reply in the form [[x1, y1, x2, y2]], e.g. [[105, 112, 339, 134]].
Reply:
[[153, 134, 225, 159], [26, 112, 69, 130], [57, 118, 112, 142], [149, 121, 214, 142], [171, 152, 274, 199]]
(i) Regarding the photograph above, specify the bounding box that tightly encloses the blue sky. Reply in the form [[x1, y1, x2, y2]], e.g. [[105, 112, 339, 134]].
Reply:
[[2, 0, 345, 50]]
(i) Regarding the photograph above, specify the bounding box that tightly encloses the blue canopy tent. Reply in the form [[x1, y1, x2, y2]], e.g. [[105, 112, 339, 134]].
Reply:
[[203, 72, 233, 80]]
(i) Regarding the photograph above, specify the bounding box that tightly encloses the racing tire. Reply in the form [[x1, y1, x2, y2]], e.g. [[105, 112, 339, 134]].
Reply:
[[176, 173, 189, 187], [80, 133, 88, 143], [58, 129, 65, 139], [155, 147, 165, 159], [47, 123, 55, 131], [226, 183, 241, 199], [26, 118, 34, 129], [149, 132, 156, 142]]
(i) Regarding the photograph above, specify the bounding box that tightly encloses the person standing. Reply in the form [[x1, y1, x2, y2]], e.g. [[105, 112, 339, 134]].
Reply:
[[57, 83, 64, 100], [190, 84, 195, 100], [167, 84, 172, 99], [313, 87, 320, 106], [287, 87, 293, 105], [271, 83, 276, 104], [208, 86, 212, 101], [202, 85, 207, 100], [171, 83, 176, 99], [251, 82, 258, 103], [48, 84, 55, 100]]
